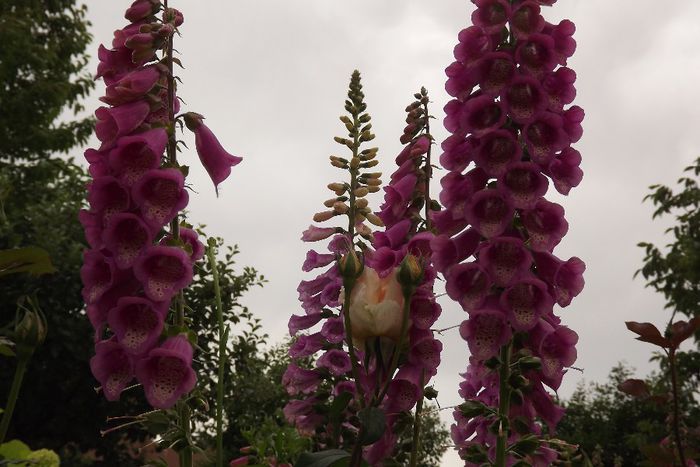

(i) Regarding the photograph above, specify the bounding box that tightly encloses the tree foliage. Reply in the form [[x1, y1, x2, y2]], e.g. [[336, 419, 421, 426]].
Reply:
[[0, 0, 94, 162], [637, 157, 700, 324]]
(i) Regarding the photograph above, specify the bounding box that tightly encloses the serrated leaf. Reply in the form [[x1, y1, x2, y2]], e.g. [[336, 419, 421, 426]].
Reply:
[[296, 449, 351, 467], [358, 407, 386, 446], [0, 247, 55, 277]]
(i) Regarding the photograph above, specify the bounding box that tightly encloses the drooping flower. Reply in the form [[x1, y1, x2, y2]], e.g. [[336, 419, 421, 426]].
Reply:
[[107, 296, 168, 356], [90, 337, 135, 401], [134, 245, 193, 302]]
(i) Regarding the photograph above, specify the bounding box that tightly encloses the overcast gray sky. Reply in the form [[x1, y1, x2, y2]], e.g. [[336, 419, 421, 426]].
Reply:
[[82, 1, 700, 464]]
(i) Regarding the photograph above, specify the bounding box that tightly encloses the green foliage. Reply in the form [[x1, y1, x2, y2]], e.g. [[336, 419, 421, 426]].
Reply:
[[241, 418, 312, 466], [637, 158, 700, 323], [0, 439, 60, 467], [558, 362, 700, 466], [0, 0, 94, 162]]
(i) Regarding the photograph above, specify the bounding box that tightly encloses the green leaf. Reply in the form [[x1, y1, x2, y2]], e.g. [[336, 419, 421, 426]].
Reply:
[[0, 247, 55, 277], [296, 449, 351, 467], [358, 407, 386, 446], [0, 439, 32, 460]]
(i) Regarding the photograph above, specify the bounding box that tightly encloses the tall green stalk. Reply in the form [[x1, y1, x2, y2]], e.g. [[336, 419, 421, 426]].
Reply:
[[207, 239, 228, 467], [0, 355, 28, 443]]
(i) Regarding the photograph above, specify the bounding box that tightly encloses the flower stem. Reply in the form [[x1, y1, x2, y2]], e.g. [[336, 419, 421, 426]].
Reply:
[[341, 277, 366, 409], [421, 90, 432, 231], [409, 370, 426, 467], [376, 286, 414, 404], [0, 355, 29, 443], [207, 239, 227, 467], [495, 341, 512, 467], [668, 348, 688, 467]]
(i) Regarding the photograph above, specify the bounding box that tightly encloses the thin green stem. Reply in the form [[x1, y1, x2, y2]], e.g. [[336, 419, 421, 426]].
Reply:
[[207, 240, 227, 467], [668, 349, 688, 467], [0, 356, 29, 443], [495, 342, 513, 467], [376, 286, 414, 404], [409, 370, 426, 467], [342, 277, 366, 409], [178, 403, 192, 467]]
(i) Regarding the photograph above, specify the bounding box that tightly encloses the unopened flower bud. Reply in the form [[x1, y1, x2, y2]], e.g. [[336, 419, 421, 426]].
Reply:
[[350, 157, 360, 169], [365, 212, 384, 227], [355, 198, 368, 209], [365, 178, 382, 187], [163, 7, 185, 27], [367, 185, 380, 193], [361, 159, 379, 168], [14, 298, 47, 358], [183, 111, 205, 131], [398, 254, 423, 290], [313, 211, 335, 222], [327, 182, 346, 194], [333, 202, 349, 214], [354, 187, 369, 197], [338, 249, 363, 280]]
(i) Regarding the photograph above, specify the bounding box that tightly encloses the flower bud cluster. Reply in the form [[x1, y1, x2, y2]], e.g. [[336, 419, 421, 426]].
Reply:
[[283, 71, 383, 441], [81, 0, 238, 410], [432, 0, 585, 462]]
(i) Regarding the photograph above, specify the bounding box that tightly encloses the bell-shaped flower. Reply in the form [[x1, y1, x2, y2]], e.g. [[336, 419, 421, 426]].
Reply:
[[108, 128, 167, 187], [545, 19, 576, 65], [90, 337, 135, 401], [430, 228, 481, 273], [477, 52, 515, 96], [384, 378, 420, 413], [509, 1, 545, 39], [548, 147, 583, 195], [302, 250, 335, 272], [94, 101, 151, 151], [459, 307, 511, 360], [86, 176, 131, 226], [320, 317, 345, 344], [522, 199, 568, 251], [79, 209, 104, 250], [538, 326, 578, 390], [410, 296, 442, 330], [287, 313, 323, 336], [465, 189, 515, 238], [459, 95, 506, 137], [289, 333, 325, 358], [472, 0, 511, 34], [515, 33, 557, 77], [373, 219, 411, 249], [439, 134, 476, 172], [316, 349, 352, 376], [409, 335, 443, 374], [532, 251, 585, 306], [184, 114, 242, 194], [562, 105, 584, 143], [500, 277, 553, 331], [444, 262, 492, 312], [160, 227, 205, 262], [445, 61, 480, 100], [498, 161, 549, 209], [454, 26, 494, 65], [502, 75, 547, 124], [102, 65, 161, 106], [87, 274, 141, 342], [132, 168, 189, 229], [81, 250, 119, 305], [103, 213, 155, 269], [135, 335, 197, 409], [124, 0, 159, 22], [301, 225, 337, 242], [542, 67, 576, 112], [523, 112, 568, 165], [107, 296, 168, 355], [282, 364, 322, 396], [473, 129, 521, 177], [478, 236, 533, 287], [134, 245, 193, 302], [439, 168, 489, 217], [379, 174, 417, 225], [347, 266, 405, 349], [96, 43, 139, 86]]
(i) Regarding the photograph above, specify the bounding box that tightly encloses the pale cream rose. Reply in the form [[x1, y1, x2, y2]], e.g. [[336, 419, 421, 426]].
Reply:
[[346, 266, 406, 349]]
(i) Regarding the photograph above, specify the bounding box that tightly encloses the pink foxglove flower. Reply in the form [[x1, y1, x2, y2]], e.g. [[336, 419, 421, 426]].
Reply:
[[135, 335, 197, 409], [107, 296, 167, 356], [185, 113, 242, 194], [90, 337, 135, 401]]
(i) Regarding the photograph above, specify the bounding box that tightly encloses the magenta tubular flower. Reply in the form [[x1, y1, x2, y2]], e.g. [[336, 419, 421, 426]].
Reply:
[[108, 128, 167, 187], [438, 2, 585, 462], [316, 349, 352, 376], [282, 364, 322, 396], [134, 245, 193, 302], [107, 296, 167, 355], [102, 65, 161, 106], [90, 337, 135, 401], [184, 115, 242, 194], [132, 168, 189, 229], [135, 335, 197, 409], [95, 101, 151, 151], [102, 213, 155, 269]]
